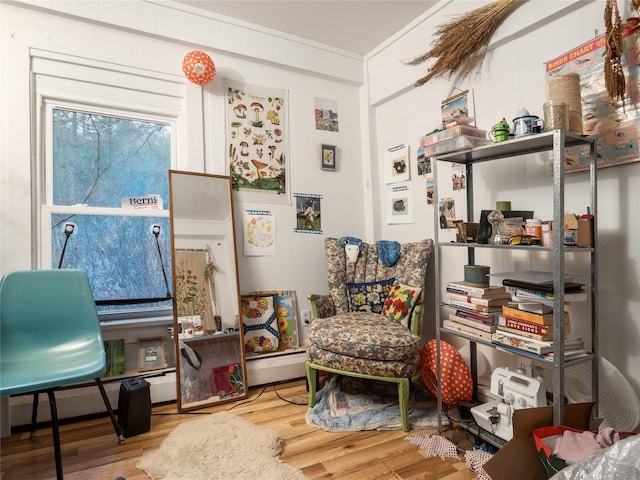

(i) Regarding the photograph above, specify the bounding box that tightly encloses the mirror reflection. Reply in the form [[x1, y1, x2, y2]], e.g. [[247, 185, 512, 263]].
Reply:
[[169, 170, 247, 411]]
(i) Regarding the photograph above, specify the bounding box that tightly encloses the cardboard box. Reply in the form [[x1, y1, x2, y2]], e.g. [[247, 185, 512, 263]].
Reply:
[[483, 402, 595, 480], [564, 213, 579, 229], [577, 218, 594, 247]]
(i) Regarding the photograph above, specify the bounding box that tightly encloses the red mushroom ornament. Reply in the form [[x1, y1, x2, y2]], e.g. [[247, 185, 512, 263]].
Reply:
[[182, 50, 216, 85]]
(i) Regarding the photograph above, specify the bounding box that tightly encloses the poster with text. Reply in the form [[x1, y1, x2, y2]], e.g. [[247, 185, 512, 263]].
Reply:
[[384, 144, 410, 184], [227, 82, 290, 204], [544, 25, 639, 172]]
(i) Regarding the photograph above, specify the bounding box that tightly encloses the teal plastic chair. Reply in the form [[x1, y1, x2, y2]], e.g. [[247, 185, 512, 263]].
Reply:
[[0, 269, 125, 480]]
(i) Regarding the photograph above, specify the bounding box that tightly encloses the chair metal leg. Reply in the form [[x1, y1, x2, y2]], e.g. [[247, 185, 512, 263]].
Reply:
[[30, 392, 39, 441], [94, 378, 125, 444], [46, 390, 64, 480]]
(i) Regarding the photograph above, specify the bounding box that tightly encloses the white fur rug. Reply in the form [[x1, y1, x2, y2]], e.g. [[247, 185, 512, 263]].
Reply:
[[137, 411, 307, 480]]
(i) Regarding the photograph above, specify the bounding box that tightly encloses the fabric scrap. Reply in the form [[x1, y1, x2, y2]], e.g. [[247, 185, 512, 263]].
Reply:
[[377, 240, 401, 267], [405, 434, 459, 460]]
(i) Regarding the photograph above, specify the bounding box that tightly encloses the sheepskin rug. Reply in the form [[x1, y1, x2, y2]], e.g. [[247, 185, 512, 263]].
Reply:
[[137, 411, 307, 480]]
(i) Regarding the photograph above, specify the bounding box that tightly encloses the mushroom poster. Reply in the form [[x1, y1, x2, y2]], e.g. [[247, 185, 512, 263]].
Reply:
[[226, 83, 290, 204]]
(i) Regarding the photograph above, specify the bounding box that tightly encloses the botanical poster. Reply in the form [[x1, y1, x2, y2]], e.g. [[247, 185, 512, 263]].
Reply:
[[227, 82, 290, 203], [174, 249, 218, 333], [544, 25, 639, 172], [243, 210, 275, 256]]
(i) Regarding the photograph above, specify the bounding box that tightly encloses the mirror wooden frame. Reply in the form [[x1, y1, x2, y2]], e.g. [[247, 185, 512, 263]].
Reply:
[[168, 170, 247, 411]]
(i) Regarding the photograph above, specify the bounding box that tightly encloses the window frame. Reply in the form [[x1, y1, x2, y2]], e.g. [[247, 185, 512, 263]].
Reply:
[[35, 94, 180, 324]]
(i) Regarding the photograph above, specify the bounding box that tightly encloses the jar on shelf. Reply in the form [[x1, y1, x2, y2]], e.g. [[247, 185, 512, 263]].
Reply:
[[525, 218, 542, 240]]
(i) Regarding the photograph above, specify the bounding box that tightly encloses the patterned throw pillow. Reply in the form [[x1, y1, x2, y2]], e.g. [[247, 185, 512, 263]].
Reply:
[[240, 296, 279, 353], [382, 281, 422, 328], [346, 278, 395, 314]]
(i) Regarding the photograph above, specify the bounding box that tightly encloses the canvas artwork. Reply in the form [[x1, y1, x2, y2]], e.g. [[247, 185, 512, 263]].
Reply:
[[226, 82, 290, 204], [250, 290, 300, 349]]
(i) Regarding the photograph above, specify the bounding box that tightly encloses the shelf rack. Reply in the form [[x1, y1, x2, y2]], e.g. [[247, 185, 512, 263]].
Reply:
[[431, 130, 598, 443]]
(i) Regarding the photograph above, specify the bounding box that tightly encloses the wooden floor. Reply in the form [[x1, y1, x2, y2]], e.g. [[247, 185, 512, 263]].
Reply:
[[0, 379, 478, 480]]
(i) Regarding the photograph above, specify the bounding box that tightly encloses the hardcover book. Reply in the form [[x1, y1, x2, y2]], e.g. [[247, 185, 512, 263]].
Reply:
[[501, 304, 570, 326], [496, 314, 571, 340], [449, 313, 497, 333], [446, 281, 508, 297], [492, 330, 583, 355], [447, 291, 511, 306], [443, 319, 493, 342]]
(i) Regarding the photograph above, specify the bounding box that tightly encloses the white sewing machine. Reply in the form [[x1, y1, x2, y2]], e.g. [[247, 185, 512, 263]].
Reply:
[[471, 367, 546, 441]]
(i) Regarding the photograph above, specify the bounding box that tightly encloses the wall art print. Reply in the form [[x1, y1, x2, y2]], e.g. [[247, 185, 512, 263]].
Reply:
[[226, 82, 290, 204], [384, 144, 410, 184], [314, 97, 339, 132], [294, 193, 322, 234], [243, 209, 275, 256], [386, 185, 414, 224], [544, 25, 639, 172]]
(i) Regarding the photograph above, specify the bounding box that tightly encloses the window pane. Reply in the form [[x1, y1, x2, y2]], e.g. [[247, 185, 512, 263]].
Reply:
[[52, 109, 170, 207], [50, 108, 172, 313], [51, 214, 172, 311]]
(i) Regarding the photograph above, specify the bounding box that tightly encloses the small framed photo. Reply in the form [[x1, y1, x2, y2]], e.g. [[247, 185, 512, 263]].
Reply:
[[137, 336, 166, 372], [321, 144, 337, 171]]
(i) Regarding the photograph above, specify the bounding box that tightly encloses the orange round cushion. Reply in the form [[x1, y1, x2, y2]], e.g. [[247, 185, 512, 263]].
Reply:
[[421, 339, 473, 405]]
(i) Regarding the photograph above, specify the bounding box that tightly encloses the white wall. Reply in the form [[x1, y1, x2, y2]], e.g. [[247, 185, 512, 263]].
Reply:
[[0, 0, 372, 349], [366, 0, 640, 408], [1, 0, 639, 422]]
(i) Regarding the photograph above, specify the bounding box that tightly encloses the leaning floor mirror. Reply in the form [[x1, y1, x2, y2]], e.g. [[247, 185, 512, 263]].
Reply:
[[168, 170, 247, 411]]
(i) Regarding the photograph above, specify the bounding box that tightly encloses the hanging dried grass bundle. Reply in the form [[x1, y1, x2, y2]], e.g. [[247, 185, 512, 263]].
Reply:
[[405, 0, 519, 86], [604, 0, 626, 105]]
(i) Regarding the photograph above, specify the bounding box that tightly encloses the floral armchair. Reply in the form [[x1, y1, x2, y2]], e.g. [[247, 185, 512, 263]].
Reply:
[[306, 237, 434, 431]]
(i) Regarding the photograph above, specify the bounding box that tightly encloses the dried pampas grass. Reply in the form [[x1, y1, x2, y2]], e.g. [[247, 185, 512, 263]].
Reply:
[[604, 0, 626, 106], [405, 0, 519, 86]]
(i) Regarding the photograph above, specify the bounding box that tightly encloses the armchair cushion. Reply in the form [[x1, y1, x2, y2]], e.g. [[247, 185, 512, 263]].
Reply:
[[382, 281, 422, 328], [308, 312, 420, 361], [346, 278, 395, 314], [307, 344, 420, 378]]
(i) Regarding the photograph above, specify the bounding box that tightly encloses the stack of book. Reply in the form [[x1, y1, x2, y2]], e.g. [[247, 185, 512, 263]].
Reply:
[[442, 281, 512, 342], [492, 304, 586, 360]]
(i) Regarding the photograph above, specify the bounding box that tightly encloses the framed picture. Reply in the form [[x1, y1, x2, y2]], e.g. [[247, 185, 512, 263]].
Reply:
[[321, 144, 337, 171], [137, 336, 166, 372]]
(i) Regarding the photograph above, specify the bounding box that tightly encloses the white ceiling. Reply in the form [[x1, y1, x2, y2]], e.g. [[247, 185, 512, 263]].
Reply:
[[173, 1, 438, 55]]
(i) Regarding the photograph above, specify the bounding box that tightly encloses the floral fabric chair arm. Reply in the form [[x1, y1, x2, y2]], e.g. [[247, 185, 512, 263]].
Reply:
[[308, 294, 336, 319]]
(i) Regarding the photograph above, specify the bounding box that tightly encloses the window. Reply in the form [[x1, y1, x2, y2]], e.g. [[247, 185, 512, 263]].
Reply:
[[43, 106, 174, 317]]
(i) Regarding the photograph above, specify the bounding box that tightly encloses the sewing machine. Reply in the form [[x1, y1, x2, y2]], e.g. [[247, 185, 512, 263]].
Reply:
[[471, 367, 546, 441]]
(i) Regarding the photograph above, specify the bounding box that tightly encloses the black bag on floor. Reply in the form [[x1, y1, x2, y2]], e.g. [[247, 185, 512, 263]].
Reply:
[[117, 378, 151, 437]]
